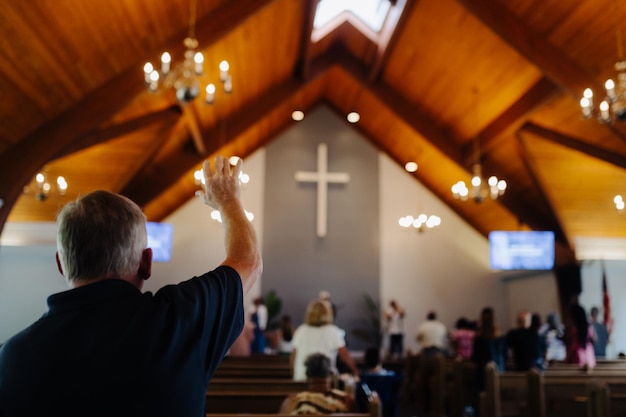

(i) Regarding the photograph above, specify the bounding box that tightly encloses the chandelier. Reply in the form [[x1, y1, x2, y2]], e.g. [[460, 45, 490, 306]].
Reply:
[[580, 0, 626, 123], [451, 138, 506, 203], [142, 0, 232, 103], [23, 171, 68, 202], [398, 213, 441, 232]]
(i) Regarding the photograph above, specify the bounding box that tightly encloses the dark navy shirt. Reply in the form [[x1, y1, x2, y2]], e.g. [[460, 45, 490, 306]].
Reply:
[[0, 266, 244, 417]]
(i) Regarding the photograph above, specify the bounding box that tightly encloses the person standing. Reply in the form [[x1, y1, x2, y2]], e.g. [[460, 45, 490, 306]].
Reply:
[[291, 299, 360, 381], [250, 296, 268, 353], [416, 310, 450, 356], [564, 304, 596, 369], [0, 156, 262, 417], [589, 306, 610, 358], [385, 300, 405, 359]]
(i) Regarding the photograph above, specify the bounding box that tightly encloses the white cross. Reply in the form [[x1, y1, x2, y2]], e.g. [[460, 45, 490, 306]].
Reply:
[[294, 143, 350, 238]]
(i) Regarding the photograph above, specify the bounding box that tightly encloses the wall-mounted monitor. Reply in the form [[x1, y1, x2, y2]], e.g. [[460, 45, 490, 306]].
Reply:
[[489, 231, 555, 271], [146, 222, 174, 263]]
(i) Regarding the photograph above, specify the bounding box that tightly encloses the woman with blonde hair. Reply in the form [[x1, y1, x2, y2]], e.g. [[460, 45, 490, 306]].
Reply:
[[290, 299, 360, 381]]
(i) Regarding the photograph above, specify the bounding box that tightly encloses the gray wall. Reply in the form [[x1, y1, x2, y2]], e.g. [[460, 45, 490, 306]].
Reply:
[[262, 106, 379, 349]]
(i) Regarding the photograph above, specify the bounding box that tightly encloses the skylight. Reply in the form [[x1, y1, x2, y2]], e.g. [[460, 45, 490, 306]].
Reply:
[[314, 0, 391, 32]]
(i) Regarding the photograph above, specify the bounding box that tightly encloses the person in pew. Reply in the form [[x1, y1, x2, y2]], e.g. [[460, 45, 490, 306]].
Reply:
[[415, 310, 450, 357], [279, 353, 355, 414], [589, 306, 610, 358], [291, 299, 360, 381], [539, 311, 566, 364], [276, 314, 295, 355], [471, 307, 506, 391], [564, 303, 596, 369], [250, 296, 269, 354], [0, 156, 263, 417], [451, 317, 475, 360], [505, 310, 544, 371], [361, 347, 401, 417]]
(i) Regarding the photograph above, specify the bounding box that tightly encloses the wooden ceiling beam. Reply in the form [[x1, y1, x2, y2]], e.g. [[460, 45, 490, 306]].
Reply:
[[522, 122, 626, 170], [180, 103, 207, 157], [54, 105, 182, 159], [455, 0, 626, 143], [462, 77, 562, 166], [368, 0, 416, 83], [295, 0, 319, 80], [515, 131, 576, 260], [454, 0, 601, 97]]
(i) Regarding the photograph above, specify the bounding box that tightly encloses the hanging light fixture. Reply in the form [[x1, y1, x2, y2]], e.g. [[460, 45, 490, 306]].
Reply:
[[580, 0, 626, 123], [451, 137, 506, 203], [398, 213, 441, 233], [23, 171, 68, 202], [142, 0, 232, 103]]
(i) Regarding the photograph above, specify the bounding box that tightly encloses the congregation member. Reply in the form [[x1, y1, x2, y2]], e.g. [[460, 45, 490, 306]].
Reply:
[[250, 296, 268, 353], [276, 314, 295, 355], [539, 311, 567, 364], [450, 317, 475, 360], [416, 310, 450, 356], [291, 299, 360, 381], [280, 353, 355, 413], [0, 156, 263, 417], [564, 304, 596, 369], [384, 299, 406, 360], [589, 306, 610, 358], [472, 307, 506, 391], [506, 310, 543, 371]]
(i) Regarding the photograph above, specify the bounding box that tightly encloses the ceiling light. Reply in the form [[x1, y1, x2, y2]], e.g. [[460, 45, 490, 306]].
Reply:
[[399, 214, 441, 233], [405, 162, 418, 172], [615, 195, 624, 211], [143, 0, 231, 104], [292, 110, 305, 121], [451, 137, 506, 203], [346, 111, 360, 123], [23, 171, 68, 202], [580, 0, 626, 123]]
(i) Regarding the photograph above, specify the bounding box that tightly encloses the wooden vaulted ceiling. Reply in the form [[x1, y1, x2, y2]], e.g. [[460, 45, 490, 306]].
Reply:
[[1, 0, 626, 265]]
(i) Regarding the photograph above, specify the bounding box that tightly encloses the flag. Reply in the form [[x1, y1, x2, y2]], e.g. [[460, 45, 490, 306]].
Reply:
[[602, 261, 613, 333]]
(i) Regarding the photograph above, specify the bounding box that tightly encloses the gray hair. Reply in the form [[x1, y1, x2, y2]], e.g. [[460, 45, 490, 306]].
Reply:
[[56, 190, 147, 282]]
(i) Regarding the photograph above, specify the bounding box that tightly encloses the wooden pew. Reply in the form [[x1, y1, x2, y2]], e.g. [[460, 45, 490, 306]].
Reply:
[[214, 354, 293, 379], [481, 363, 626, 417], [207, 377, 306, 392]]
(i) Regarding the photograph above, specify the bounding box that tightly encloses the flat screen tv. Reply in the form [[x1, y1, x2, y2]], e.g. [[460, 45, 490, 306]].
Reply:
[[489, 231, 555, 271], [146, 222, 174, 262]]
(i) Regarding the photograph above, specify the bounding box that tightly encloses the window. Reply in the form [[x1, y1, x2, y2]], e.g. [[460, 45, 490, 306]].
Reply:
[[314, 0, 391, 33]]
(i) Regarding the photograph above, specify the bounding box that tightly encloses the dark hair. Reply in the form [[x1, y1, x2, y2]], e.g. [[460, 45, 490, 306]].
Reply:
[[280, 315, 294, 342], [477, 307, 499, 339], [364, 347, 381, 369], [305, 353, 331, 379], [569, 304, 589, 346], [456, 317, 469, 330], [427, 311, 437, 321], [530, 313, 541, 331]]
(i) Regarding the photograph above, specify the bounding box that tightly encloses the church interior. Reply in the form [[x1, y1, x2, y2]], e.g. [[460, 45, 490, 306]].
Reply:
[[1, 0, 626, 415]]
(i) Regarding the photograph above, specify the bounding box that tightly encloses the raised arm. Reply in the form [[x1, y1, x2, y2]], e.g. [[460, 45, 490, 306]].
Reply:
[[197, 156, 262, 294]]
